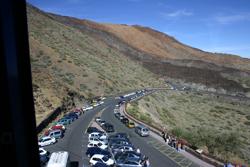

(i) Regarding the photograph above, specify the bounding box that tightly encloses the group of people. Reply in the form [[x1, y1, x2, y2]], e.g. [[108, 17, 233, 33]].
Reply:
[[161, 131, 185, 152]]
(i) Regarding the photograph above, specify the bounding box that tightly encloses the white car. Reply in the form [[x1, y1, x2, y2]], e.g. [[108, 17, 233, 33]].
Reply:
[[112, 145, 134, 153], [39, 148, 48, 156], [89, 154, 115, 166], [38, 136, 56, 147], [88, 137, 108, 145], [114, 109, 119, 114], [87, 142, 108, 150], [93, 102, 101, 107], [88, 132, 107, 140], [82, 106, 93, 111], [95, 117, 102, 122]]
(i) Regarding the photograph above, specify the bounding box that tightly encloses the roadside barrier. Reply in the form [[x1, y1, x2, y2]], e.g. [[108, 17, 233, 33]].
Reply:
[[123, 103, 225, 167], [36, 107, 62, 134]]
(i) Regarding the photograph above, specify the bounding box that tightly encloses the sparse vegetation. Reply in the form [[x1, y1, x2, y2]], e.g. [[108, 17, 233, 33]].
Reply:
[[128, 91, 250, 165]]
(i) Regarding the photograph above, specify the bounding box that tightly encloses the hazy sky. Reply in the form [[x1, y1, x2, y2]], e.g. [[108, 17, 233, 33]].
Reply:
[[28, 0, 250, 58]]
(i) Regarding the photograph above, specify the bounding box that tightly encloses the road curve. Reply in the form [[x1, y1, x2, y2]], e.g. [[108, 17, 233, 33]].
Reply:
[[43, 92, 199, 167], [101, 104, 180, 167]]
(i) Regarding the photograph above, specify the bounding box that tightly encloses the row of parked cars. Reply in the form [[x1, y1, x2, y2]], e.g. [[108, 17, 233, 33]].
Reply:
[[95, 117, 115, 133], [86, 125, 146, 167], [38, 108, 84, 166]]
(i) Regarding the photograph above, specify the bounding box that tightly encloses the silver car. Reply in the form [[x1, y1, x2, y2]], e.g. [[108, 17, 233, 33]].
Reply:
[[116, 159, 142, 167], [135, 125, 149, 137]]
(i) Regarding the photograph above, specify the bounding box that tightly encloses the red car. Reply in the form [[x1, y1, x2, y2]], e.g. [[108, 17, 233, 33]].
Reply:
[[50, 124, 65, 131], [44, 125, 65, 136], [72, 108, 82, 116]]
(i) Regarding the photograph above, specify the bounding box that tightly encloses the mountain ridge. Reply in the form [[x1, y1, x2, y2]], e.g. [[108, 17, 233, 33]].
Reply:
[[27, 4, 250, 123]]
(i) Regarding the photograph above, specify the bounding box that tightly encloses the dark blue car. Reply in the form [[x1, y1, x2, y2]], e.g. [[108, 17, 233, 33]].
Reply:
[[86, 147, 111, 158], [40, 154, 49, 166], [64, 113, 78, 121], [93, 162, 109, 167]]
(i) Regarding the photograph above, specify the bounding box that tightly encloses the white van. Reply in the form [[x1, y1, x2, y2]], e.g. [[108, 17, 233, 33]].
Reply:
[[47, 151, 69, 167]]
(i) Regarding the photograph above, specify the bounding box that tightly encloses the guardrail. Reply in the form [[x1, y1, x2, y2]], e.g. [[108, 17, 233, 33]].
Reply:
[[36, 107, 62, 134], [122, 103, 225, 167]]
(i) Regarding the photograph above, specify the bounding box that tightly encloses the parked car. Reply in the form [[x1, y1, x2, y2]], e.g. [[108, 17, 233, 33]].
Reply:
[[114, 151, 142, 162], [64, 113, 78, 121], [115, 159, 142, 167], [40, 154, 49, 166], [109, 140, 131, 149], [113, 109, 119, 114], [82, 106, 93, 111], [119, 115, 125, 121], [87, 127, 103, 134], [95, 117, 101, 122], [39, 148, 49, 156], [108, 133, 129, 141], [56, 118, 72, 125], [127, 122, 135, 128], [112, 145, 134, 155], [89, 132, 108, 140], [87, 142, 108, 150], [71, 108, 82, 116], [89, 137, 108, 145], [89, 154, 115, 166], [86, 147, 112, 158], [115, 113, 121, 118], [121, 118, 129, 124], [49, 124, 65, 131], [93, 162, 109, 167], [47, 151, 69, 167], [135, 125, 149, 137], [98, 120, 106, 126], [48, 129, 64, 139], [38, 136, 56, 147], [44, 129, 64, 139], [102, 123, 115, 133]]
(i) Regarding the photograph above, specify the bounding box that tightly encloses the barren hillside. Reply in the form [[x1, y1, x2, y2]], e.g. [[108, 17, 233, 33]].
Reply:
[[27, 4, 250, 125]]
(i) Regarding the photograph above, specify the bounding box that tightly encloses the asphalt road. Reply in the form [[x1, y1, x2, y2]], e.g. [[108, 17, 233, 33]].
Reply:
[[43, 91, 196, 167], [44, 97, 116, 167], [101, 103, 180, 167]]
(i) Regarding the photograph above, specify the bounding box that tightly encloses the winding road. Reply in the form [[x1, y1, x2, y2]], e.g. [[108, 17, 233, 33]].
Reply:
[[44, 91, 201, 167]]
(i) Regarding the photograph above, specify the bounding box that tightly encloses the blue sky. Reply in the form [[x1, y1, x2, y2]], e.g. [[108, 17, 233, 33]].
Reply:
[[28, 0, 250, 58]]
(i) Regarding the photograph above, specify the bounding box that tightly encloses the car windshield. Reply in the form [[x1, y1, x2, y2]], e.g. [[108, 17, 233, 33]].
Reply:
[[102, 156, 109, 162]]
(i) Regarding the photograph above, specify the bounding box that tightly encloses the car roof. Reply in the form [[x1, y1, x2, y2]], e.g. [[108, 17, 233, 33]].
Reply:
[[41, 136, 51, 139], [92, 154, 105, 158], [136, 124, 147, 128], [50, 129, 61, 132], [47, 151, 69, 167], [90, 132, 102, 135]]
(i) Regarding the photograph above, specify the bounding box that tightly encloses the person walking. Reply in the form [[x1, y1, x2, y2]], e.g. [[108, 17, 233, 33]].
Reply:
[[161, 131, 166, 142], [177, 141, 181, 152]]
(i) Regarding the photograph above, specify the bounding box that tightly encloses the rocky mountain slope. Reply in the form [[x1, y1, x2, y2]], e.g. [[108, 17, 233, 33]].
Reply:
[[27, 5, 163, 124], [27, 4, 250, 124], [47, 11, 250, 93]]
